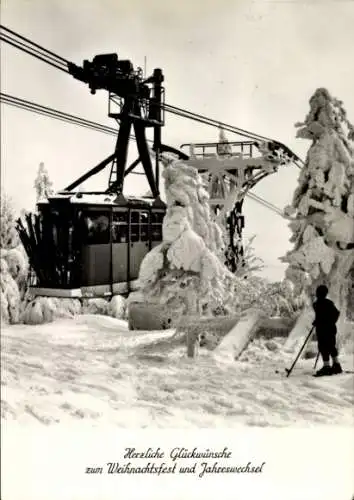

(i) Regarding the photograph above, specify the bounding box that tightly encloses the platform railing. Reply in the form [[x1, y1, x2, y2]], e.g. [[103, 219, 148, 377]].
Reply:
[[180, 140, 260, 159]]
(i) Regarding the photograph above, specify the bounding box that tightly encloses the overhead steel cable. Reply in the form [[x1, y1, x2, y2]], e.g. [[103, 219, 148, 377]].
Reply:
[[164, 103, 271, 142], [0, 36, 68, 73], [0, 34, 69, 73], [0, 25, 68, 64], [1, 93, 118, 135], [246, 192, 284, 215], [0, 25, 69, 72], [163, 103, 303, 169], [0, 93, 155, 144]]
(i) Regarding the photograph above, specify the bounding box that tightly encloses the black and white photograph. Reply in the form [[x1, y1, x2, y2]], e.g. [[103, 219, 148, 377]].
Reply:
[[1, 1, 354, 499]]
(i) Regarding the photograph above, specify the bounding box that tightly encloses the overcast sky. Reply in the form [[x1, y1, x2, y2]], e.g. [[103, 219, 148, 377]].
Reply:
[[1, 0, 353, 281]]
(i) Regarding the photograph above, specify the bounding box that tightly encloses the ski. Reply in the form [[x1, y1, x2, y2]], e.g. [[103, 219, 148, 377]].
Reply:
[[275, 368, 354, 377], [312, 370, 354, 377]]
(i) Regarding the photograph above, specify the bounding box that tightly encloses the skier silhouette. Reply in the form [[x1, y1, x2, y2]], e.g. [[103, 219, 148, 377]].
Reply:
[[312, 285, 342, 377]]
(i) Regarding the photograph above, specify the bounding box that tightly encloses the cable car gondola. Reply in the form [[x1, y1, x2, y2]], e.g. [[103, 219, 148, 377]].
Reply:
[[18, 192, 165, 297]]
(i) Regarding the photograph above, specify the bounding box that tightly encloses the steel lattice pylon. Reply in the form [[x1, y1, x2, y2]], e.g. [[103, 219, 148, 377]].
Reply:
[[181, 131, 294, 273]]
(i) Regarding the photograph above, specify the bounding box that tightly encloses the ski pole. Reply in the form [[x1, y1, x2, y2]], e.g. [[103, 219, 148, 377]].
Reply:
[[285, 326, 315, 378], [313, 351, 320, 370]]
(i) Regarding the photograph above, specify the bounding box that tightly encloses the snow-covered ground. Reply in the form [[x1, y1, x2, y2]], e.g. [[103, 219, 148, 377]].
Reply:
[[2, 314, 353, 427]]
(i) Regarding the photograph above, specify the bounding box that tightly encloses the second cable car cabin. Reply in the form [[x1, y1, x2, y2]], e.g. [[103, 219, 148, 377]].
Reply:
[[25, 193, 165, 298]]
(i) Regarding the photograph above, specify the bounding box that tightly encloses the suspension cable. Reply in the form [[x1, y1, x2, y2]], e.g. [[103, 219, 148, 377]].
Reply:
[[0, 92, 155, 144], [246, 192, 284, 216], [164, 103, 270, 142], [1, 25, 68, 63], [0, 25, 69, 72], [1, 93, 117, 135]]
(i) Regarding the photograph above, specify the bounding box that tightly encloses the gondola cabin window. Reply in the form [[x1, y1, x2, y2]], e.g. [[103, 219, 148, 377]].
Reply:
[[129, 210, 150, 243], [130, 211, 140, 242], [82, 212, 110, 244], [151, 211, 164, 241], [47, 210, 60, 247], [140, 211, 149, 241], [112, 211, 128, 243], [129, 210, 150, 242]]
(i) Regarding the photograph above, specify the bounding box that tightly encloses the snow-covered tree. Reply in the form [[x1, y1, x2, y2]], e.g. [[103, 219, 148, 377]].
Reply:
[[282, 88, 354, 327], [34, 162, 54, 202], [0, 192, 19, 249], [348, 264, 354, 321], [217, 127, 232, 156], [137, 160, 241, 317], [0, 192, 30, 324], [235, 234, 264, 278]]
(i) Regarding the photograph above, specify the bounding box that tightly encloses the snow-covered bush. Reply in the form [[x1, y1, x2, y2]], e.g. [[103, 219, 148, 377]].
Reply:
[[1, 246, 29, 299], [21, 297, 82, 324], [20, 294, 127, 325], [231, 276, 305, 318], [0, 193, 19, 249], [107, 295, 126, 319], [0, 193, 30, 324], [81, 298, 108, 315], [1, 257, 21, 324], [282, 88, 354, 331]]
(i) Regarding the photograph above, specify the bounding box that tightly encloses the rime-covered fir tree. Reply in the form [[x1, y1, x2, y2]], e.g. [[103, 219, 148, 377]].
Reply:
[[282, 88, 354, 330], [34, 162, 54, 202], [235, 235, 264, 278], [0, 192, 19, 249], [0, 192, 29, 323], [217, 127, 232, 156], [348, 264, 354, 320], [137, 160, 241, 317]]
